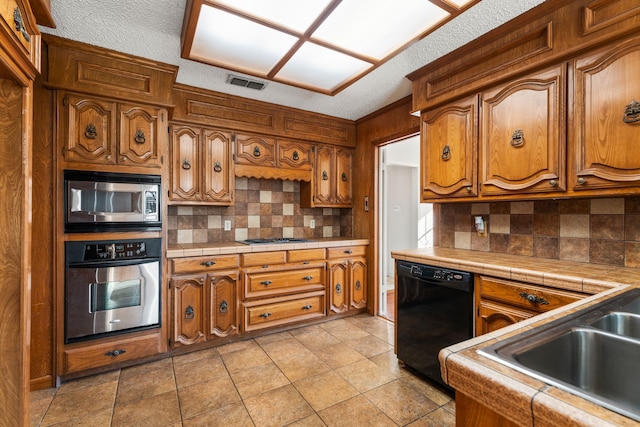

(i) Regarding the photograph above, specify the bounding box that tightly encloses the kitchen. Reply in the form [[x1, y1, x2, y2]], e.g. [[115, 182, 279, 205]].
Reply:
[[3, 0, 640, 426]]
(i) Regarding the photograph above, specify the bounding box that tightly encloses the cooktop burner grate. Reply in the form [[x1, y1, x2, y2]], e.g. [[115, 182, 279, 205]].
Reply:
[[239, 238, 314, 245]]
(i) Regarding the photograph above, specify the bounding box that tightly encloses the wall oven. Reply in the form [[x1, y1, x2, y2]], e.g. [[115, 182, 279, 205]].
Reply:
[[64, 170, 161, 232], [65, 238, 161, 343]]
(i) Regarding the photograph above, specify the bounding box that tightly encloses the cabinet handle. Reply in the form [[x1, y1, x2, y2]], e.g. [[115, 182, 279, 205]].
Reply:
[[105, 349, 126, 357], [344, 250, 353, 254], [623, 100, 640, 124], [253, 146, 261, 157], [13, 8, 30, 42], [185, 305, 195, 319], [84, 123, 98, 139], [259, 312, 272, 318], [214, 161, 222, 172], [293, 151, 299, 161], [322, 170, 328, 180], [510, 129, 524, 147], [341, 172, 347, 181], [355, 280, 361, 290], [577, 177, 586, 185], [441, 145, 451, 161], [302, 304, 312, 310], [219, 300, 228, 314], [200, 261, 216, 267], [336, 283, 342, 294], [549, 179, 557, 187], [182, 159, 191, 170], [260, 280, 272, 286], [302, 275, 313, 281], [134, 129, 146, 144], [518, 292, 549, 305]]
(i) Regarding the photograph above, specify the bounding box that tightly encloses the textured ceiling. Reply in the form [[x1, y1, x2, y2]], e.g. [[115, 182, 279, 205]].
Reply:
[[40, 0, 544, 121]]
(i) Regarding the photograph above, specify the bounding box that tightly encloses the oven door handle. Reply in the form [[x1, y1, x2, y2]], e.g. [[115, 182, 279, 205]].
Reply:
[[68, 257, 160, 269]]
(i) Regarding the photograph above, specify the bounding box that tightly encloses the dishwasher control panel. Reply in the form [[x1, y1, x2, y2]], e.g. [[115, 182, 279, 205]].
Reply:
[[406, 263, 471, 283]]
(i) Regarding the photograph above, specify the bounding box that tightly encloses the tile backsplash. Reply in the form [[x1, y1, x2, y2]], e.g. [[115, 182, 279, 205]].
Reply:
[[167, 177, 353, 244], [438, 198, 640, 268]]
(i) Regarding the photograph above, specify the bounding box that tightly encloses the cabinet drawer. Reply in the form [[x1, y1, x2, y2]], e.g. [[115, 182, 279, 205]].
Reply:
[[63, 332, 163, 374], [172, 255, 239, 274], [327, 246, 366, 259], [478, 276, 586, 313], [287, 248, 325, 263], [243, 291, 325, 332], [241, 251, 286, 267], [245, 266, 325, 299]]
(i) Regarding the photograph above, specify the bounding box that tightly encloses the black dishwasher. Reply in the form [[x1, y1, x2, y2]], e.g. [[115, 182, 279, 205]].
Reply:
[[396, 260, 474, 390]]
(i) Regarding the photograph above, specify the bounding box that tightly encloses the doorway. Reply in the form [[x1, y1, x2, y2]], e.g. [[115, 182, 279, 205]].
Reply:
[[378, 136, 433, 321]]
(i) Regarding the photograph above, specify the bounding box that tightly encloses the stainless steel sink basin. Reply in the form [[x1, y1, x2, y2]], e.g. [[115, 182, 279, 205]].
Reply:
[[479, 288, 640, 422], [591, 312, 640, 340]]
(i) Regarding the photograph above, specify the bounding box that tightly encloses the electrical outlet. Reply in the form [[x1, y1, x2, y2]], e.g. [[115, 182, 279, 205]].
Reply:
[[224, 220, 232, 231], [309, 219, 315, 229]]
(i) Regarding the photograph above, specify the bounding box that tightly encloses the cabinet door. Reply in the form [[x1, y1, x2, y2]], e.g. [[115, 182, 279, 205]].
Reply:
[[572, 36, 640, 190], [60, 93, 117, 165], [118, 103, 165, 168], [421, 94, 478, 199], [335, 147, 353, 206], [208, 272, 238, 338], [480, 65, 566, 195], [476, 299, 534, 336], [278, 139, 313, 170], [203, 128, 234, 204], [349, 258, 367, 310], [170, 125, 201, 201], [314, 145, 335, 205], [172, 276, 206, 347], [235, 133, 276, 167], [328, 261, 349, 314]]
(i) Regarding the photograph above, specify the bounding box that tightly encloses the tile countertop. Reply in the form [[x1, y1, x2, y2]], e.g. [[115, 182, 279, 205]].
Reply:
[[391, 247, 640, 427], [166, 237, 370, 258]]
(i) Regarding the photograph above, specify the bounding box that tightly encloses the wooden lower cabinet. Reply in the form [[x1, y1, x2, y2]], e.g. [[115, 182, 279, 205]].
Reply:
[[243, 291, 325, 332], [475, 275, 586, 336], [172, 275, 207, 347], [208, 272, 238, 338], [327, 246, 367, 314]]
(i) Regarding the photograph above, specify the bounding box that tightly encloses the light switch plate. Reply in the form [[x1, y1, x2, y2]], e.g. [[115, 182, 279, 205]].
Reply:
[[310, 219, 315, 229]]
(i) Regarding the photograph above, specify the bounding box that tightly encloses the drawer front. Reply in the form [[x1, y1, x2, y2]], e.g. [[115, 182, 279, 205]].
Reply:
[[287, 248, 325, 263], [241, 251, 286, 267], [245, 266, 325, 299], [478, 276, 586, 313], [244, 292, 325, 332], [63, 333, 162, 374], [172, 255, 239, 274], [326, 246, 366, 259]]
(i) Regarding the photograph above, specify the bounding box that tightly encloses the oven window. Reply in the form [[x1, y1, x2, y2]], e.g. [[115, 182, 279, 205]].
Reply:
[[91, 279, 142, 312]]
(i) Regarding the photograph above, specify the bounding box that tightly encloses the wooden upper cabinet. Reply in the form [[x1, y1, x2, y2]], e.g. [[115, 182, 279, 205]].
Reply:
[[59, 92, 167, 170], [480, 64, 566, 195], [118, 103, 164, 167], [278, 139, 313, 170], [335, 147, 353, 206], [302, 144, 353, 208], [169, 125, 234, 205], [313, 144, 334, 205], [571, 35, 640, 191], [203, 129, 234, 203], [235, 133, 276, 167], [421, 94, 478, 200]]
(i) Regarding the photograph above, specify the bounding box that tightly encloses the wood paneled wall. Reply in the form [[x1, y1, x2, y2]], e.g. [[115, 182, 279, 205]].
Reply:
[[354, 96, 420, 314]]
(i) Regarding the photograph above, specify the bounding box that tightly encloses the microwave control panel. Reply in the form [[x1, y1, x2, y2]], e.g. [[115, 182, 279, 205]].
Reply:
[[83, 242, 147, 260]]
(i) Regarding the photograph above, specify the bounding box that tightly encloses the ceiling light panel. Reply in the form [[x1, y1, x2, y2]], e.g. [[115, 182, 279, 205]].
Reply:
[[191, 5, 298, 74], [447, 0, 476, 7], [312, 0, 450, 60], [211, 0, 332, 33], [276, 42, 372, 92]]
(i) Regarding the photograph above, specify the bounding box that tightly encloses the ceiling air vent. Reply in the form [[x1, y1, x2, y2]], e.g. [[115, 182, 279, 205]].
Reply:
[[227, 75, 266, 90]]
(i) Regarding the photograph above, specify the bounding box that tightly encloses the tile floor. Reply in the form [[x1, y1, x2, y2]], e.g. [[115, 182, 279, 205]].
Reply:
[[30, 315, 455, 427]]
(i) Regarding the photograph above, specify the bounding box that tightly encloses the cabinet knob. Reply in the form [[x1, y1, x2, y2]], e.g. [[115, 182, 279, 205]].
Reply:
[[106, 154, 112, 160], [466, 186, 472, 192], [510, 129, 524, 147], [577, 177, 586, 185], [344, 250, 353, 254], [259, 312, 272, 318], [302, 275, 313, 281], [260, 280, 272, 286], [105, 349, 126, 357], [200, 261, 216, 267], [518, 292, 549, 305], [355, 280, 361, 290], [549, 179, 557, 187], [341, 172, 347, 181], [302, 304, 312, 310], [623, 100, 640, 124], [335, 283, 342, 294]]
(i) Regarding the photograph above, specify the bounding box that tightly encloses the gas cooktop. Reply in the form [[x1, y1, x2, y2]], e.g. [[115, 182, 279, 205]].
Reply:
[[239, 238, 314, 245]]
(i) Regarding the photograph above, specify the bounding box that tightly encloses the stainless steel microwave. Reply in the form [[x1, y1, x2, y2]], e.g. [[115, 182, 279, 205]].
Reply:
[[64, 170, 161, 232]]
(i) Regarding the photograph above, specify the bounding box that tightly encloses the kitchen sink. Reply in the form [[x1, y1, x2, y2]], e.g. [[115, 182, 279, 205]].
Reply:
[[479, 288, 640, 422]]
